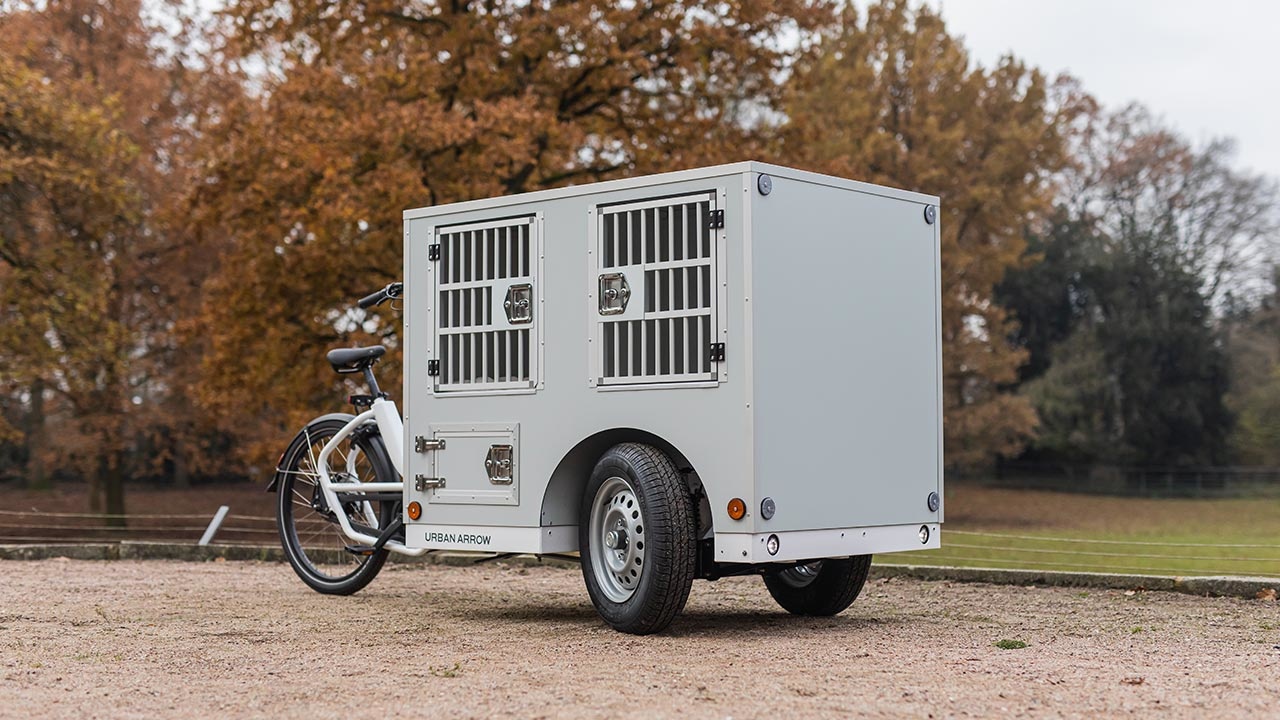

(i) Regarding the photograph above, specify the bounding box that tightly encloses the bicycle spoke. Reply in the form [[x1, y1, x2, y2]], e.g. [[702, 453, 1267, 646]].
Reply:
[[300, 525, 332, 546], [303, 430, 321, 481]]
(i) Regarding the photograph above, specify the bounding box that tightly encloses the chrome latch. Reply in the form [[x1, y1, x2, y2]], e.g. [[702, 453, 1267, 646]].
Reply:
[[414, 436, 446, 453], [484, 445, 514, 485], [414, 475, 446, 491], [503, 283, 533, 324], [598, 273, 631, 315]]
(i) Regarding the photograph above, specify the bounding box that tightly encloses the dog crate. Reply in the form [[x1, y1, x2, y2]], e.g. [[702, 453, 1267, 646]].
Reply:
[[401, 162, 942, 573]]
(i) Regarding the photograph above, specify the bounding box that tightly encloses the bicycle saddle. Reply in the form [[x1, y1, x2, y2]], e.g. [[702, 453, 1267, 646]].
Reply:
[[327, 345, 386, 373]]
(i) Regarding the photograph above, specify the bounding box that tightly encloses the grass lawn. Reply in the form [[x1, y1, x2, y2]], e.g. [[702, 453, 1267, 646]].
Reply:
[[903, 484, 1280, 578]]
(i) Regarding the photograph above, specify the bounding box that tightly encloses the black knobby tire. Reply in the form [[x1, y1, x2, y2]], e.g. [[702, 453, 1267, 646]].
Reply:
[[762, 555, 873, 616], [276, 416, 396, 595], [579, 443, 697, 635]]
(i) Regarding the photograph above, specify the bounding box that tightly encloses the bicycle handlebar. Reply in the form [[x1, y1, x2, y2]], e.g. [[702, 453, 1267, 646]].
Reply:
[[357, 282, 403, 309]]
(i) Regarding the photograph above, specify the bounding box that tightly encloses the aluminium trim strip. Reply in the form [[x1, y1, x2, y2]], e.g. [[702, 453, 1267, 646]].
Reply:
[[404, 162, 939, 221]]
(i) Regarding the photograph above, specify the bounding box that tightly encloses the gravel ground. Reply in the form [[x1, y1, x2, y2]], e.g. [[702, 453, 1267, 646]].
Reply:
[[1, 559, 1278, 719]]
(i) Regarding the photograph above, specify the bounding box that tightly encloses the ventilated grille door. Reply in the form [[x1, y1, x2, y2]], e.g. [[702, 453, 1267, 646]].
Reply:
[[594, 192, 720, 386], [432, 215, 540, 393]]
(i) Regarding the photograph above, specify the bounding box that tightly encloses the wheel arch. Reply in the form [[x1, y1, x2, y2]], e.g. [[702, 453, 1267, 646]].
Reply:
[[540, 428, 713, 539]]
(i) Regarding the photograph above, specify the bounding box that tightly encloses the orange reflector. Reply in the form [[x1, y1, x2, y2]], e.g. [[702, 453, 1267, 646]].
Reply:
[[407, 501, 422, 521], [727, 498, 746, 520]]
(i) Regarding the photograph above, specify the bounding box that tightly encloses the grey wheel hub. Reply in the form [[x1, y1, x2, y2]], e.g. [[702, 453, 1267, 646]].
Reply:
[[589, 476, 647, 602]]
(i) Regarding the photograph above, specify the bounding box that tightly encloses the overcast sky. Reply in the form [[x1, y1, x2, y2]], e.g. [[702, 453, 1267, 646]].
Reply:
[[925, 0, 1280, 180]]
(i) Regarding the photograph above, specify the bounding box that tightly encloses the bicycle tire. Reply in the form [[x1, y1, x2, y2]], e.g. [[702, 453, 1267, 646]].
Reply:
[[275, 415, 396, 595]]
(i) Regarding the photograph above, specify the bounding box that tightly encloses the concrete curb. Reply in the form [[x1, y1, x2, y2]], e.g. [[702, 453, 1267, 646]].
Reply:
[[0, 542, 579, 568], [1, 543, 1274, 599], [872, 564, 1278, 600]]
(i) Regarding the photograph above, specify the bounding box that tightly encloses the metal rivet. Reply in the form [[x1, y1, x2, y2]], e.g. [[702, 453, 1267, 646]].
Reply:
[[923, 205, 937, 224], [757, 174, 772, 196]]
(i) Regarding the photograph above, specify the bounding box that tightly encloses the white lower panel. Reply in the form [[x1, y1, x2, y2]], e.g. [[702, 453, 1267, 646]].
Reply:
[[406, 524, 577, 554], [715, 523, 941, 564]]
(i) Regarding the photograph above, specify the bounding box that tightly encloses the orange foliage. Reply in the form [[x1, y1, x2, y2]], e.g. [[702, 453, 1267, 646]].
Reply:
[[191, 0, 837, 464], [0, 0, 218, 506]]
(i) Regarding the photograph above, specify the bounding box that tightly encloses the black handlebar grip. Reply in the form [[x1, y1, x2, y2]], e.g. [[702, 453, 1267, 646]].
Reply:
[[357, 289, 386, 309]]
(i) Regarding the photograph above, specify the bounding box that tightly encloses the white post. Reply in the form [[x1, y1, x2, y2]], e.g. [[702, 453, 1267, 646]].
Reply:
[[199, 506, 230, 546]]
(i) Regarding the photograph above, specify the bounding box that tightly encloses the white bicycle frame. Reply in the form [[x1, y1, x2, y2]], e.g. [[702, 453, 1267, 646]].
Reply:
[[309, 396, 426, 556]]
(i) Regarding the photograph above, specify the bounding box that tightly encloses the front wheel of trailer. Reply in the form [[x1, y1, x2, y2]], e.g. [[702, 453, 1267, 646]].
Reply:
[[579, 443, 696, 635]]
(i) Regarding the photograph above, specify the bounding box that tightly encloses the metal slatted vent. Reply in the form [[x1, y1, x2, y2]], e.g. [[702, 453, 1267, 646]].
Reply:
[[434, 216, 539, 393], [595, 191, 719, 386]]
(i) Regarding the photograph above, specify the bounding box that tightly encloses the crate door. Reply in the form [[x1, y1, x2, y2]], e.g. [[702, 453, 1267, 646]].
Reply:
[[592, 191, 722, 387], [425, 423, 519, 506], [431, 215, 541, 394]]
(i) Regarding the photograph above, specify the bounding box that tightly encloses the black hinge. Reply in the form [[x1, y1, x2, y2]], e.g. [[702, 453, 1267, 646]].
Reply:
[[709, 342, 725, 363], [428, 243, 441, 261], [708, 209, 725, 230], [427, 359, 440, 376]]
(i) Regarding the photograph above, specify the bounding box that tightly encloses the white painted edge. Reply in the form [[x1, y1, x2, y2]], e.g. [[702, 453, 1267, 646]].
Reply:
[[714, 523, 943, 564], [404, 522, 942, 564]]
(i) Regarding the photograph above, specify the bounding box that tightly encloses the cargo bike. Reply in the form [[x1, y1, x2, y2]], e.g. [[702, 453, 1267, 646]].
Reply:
[[271, 162, 943, 634]]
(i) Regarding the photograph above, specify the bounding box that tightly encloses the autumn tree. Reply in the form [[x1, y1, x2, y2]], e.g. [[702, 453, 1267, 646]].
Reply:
[[1061, 105, 1279, 306], [0, 54, 140, 512], [780, 0, 1076, 468], [0, 0, 216, 511], [191, 0, 837, 464]]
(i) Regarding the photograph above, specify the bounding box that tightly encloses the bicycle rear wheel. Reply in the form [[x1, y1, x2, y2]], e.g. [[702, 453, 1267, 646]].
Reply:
[[275, 415, 397, 595]]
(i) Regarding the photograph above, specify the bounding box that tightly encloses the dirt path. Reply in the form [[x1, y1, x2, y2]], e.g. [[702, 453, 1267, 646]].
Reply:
[[1, 559, 1277, 719]]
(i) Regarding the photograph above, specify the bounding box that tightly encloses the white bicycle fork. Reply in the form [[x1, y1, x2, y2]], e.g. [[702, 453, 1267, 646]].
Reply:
[[310, 396, 426, 556]]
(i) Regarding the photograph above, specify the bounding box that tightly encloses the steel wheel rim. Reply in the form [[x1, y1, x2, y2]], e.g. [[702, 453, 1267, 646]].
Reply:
[[589, 476, 647, 603], [777, 561, 823, 588], [283, 429, 375, 581]]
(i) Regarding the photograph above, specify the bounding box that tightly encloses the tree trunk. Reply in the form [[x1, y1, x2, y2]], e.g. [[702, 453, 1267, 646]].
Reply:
[[88, 461, 104, 515], [23, 378, 50, 490], [172, 431, 190, 488], [104, 469, 127, 527], [102, 448, 127, 528]]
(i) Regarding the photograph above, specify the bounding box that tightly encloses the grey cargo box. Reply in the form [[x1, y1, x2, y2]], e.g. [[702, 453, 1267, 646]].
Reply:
[[401, 161, 942, 564]]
